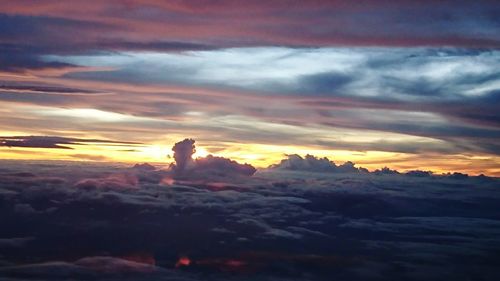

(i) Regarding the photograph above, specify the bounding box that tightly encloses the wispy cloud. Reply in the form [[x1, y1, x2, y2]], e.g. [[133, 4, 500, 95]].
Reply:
[[0, 136, 142, 150]]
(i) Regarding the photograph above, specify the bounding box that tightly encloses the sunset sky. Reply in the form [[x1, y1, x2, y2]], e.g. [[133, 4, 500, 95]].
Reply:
[[1, 0, 499, 175]]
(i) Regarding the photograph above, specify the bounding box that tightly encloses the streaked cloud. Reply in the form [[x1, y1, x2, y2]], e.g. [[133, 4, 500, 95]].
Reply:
[[0, 136, 142, 150], [0, 1, 498, 175]]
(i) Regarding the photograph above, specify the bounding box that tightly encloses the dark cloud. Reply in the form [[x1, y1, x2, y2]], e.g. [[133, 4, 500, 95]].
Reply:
[[1, 1, 500, 50], [0, 160, 499, 281], [405, 170, 434, 177], [170, 139, 256, 179], [0, 47, 75, 72], [269, 154, 365, 174], [0, 84, 102, 95], [0, 14, 107, 71], [0, 14, 217, 71], [73, 173, 139, 190], [0, 237, 34, 248], [294, 72, 354, 95], [73, 256, 157, 273], [268, 153, 497, 179], [0, 136, 142, 150], [442, 90, 500, 128], [0, 257, 164, 280], [97, 41, 217, 52], [0, 1, 499, 72], [372, 167, 400, 175], [171, 138, 196, 173], [191, 155, 257, 177]]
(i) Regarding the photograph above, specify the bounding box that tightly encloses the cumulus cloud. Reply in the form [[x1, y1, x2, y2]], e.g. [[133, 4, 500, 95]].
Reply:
[[171, 138, 196, 173], [268, 153, 493, 179], [269, 154, 366, 174], [170, 139, 256, 179], [191, 155, 256, 177], [405, 170, 434, 177]]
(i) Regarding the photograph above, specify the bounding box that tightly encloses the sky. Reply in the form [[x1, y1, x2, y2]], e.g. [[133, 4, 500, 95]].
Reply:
[[1, 0, 500, 176]]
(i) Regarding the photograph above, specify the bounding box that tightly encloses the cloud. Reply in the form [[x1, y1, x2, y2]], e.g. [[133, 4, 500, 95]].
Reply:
[[294, 72, 355, 95], [268, 152, 495, 179], [1, 1, 499, 52], [269, 154, 365, 173], [0, 160, 499, 280], [0, 136, 141, 150], [97, 40, 217, 52], [170, 138, 256, 178], [74, 173, 139, 190], [0, 237, 34, 248], [0, 84, 104, 95], [73, 256, 157, 273], [0, 0, 498, 76], [28, 47, 498, 158], [0, 47, 499, 169], [171, 138, 196, 173], [1, 136, 73, 149], [191, 155, 257, 177], [0, 257, 163, 280], [69, 154, 109, 161], [405, 170, 433, 177], [372, 167, 400, 175], [0, 14, 109, 72], [0, 172, 66, 187]]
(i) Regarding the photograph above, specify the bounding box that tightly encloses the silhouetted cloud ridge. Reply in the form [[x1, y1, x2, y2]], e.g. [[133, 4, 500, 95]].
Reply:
[[170, 138, 256, 178]]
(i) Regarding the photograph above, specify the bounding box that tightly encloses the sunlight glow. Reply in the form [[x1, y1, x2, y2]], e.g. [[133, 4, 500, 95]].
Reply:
[[1, 140, 499, 176], [37, 108, 156, 123]]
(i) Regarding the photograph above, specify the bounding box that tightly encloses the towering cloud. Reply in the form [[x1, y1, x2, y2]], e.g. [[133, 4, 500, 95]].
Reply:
[[170, 138, 256, 178], [171, 138, 196, 173]]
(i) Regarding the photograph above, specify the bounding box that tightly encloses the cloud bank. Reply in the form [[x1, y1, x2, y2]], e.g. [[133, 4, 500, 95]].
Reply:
[[269, 154, 367, 174], [170, 138, 257, 179], [0, 159, 498, 281]]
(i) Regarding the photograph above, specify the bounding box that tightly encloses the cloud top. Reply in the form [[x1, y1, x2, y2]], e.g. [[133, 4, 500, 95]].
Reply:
[[0, 159, 499, 280], [269, 154, 366, 174], [170, 138, 256, 178]]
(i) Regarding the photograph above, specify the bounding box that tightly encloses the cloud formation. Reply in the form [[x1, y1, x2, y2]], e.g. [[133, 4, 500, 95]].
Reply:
[[11, 47, 495, 161], [269, 154, 366, 173], [171, 138, 196, 173], [0, 2, 499, 176], [0, 0, 499, 73], [0, 136, 141, 150], [170, 138, 256, 179], [0, 160, 498, 280]]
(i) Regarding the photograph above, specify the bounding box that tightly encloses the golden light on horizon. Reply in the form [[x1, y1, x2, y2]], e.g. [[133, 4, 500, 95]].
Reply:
[[1, 140, 498, 176]]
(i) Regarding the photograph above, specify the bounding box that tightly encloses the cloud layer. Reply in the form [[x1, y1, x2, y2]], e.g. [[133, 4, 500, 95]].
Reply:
[[0, 160, 499, 280], [0, 136, 141, 150], [0, 1, 499, 175]]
